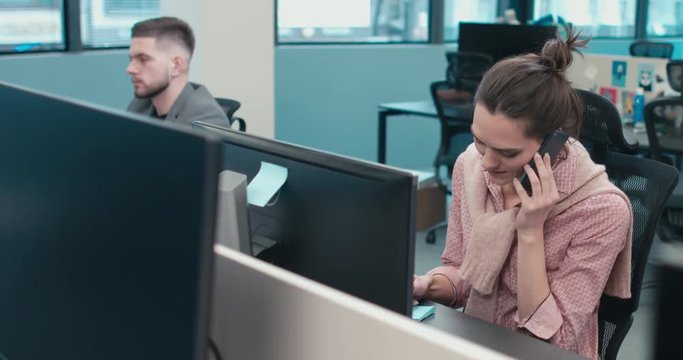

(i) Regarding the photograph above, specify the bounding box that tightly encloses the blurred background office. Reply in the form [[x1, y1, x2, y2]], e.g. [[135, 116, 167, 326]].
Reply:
[[1, 1, 682, 359], [1, 0, 682, 170]]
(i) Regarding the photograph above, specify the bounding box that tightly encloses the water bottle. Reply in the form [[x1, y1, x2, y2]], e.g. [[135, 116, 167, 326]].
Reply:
[[632, 87, 645, 132]]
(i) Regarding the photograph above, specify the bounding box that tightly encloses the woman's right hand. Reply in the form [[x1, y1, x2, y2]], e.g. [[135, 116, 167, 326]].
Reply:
[[412, 274, 432, 302]]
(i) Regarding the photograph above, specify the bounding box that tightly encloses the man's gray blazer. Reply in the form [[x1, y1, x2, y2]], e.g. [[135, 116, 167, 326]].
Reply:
[[127, 82, 228, 127]]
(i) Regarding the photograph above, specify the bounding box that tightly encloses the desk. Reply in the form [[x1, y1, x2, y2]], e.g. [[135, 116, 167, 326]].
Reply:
[[377, 101, 473, 164], [378, 100, 655, 163], [377, 101, 439, 164], [423, 303, 587, 359]]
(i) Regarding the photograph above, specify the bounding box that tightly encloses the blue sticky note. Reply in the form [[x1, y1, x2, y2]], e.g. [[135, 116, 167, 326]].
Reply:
[[247, 161, 288, 207], [412, 305, 435, 321]]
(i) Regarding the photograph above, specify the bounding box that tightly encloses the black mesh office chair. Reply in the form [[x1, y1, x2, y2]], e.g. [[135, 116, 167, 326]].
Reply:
[[576, 88, 638, 155], [591, 151, 679, 360], [629, 40, 674, 59], [644, 60, 683, 168], [643, 60, 683, 242], [577, 86, 680, 359], [424, 52, 494, 244], [444, 51, 495, 99], [215, 97, 247, 132]]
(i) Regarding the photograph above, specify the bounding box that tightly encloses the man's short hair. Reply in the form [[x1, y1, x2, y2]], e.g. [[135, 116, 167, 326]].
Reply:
[[131, 17, 195, 56]]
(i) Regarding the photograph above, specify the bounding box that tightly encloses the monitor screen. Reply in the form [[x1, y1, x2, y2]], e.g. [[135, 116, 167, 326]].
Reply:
[[194, 121, 417, 315], [458, 22, 557, 62], [0, 82, 221, 360]]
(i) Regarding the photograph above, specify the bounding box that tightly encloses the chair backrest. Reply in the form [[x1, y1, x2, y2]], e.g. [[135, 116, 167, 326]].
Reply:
[[667, 60, 683, 93], [429, 80, 475, 193], [643, 95, 683, 167], [445, 51, 494, 95], [629, 40, 674, 59], [215, 97, 241, 118], [577, 89, 637, 154], [215, 97, 247, 132], [595, 151, 679, 360]]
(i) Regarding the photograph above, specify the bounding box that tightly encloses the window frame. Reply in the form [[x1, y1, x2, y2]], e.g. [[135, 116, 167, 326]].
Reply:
[[0, 0, 677, 55], [530, 0, 640, 39], [644, 0, 683, 38], [442, 0, 502, 43], [0, 0, 154, 55], [0, 0, 67, 54], [79, 0, 161, 50], [274, 0, 434, 46]]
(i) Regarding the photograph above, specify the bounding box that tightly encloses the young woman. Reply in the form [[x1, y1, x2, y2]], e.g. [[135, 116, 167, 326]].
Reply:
[[413, 28, 632, 359]]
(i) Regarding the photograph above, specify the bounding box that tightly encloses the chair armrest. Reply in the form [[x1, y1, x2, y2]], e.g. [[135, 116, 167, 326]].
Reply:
[[229, 116, 247, 132]]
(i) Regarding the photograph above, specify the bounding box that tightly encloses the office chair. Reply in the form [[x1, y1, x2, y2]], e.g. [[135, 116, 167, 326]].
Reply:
[[629, 40, 674, 59], [444, 51, 495, 101], [643, 60, 683, 242], [591, 151, 679, 360], [644, 60, 683, 168], [215, 97, 247, 132], [572, 89, 678, 358], [576, 88, 638, 155], [424, 53, 493, 244]]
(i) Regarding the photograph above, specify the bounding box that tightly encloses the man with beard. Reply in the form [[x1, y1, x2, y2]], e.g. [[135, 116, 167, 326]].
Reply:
[[126, 17, 228, 127]]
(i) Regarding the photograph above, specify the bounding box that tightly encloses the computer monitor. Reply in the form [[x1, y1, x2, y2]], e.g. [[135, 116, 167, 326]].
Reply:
[[193, 121, 417, 316], [0, 82, 221, 360], [458, 22, 557, 63]]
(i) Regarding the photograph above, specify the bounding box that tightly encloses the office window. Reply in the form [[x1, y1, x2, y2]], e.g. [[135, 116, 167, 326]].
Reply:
[[80, 0, 160, 48], [0, 0, 64, 53], [277, 0, 429, 44], [533, 0, 636, 37], [443, 0, 498, 42], [647, 0, 683, 36]]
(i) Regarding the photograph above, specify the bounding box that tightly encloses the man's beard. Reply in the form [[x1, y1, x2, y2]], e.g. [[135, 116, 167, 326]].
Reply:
[[134, 80, 170, 99]]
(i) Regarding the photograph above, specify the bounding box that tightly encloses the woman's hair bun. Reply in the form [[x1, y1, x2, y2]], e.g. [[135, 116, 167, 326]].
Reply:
[[540, 25, 589, 73]]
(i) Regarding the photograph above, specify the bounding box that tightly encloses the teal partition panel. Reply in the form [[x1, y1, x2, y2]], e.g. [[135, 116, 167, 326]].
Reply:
[[275, 45, 454, 171], [0, 51, 131, 109], [587, 38, 683, 58]]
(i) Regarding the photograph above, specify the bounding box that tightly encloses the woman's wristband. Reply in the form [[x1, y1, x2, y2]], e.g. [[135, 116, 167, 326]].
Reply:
[[431, 272, 458, 307]]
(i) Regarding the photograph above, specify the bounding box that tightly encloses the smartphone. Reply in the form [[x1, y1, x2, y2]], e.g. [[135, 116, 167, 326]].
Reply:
[[518, 131, 570, 195]]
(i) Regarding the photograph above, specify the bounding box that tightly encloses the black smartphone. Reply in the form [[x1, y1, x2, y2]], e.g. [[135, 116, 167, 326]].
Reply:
[[518, 131, 570, 195]]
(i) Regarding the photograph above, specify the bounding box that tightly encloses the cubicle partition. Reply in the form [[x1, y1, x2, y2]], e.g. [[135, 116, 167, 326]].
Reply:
[[211, 244, 511, 360], [567, 53, 675, 116]]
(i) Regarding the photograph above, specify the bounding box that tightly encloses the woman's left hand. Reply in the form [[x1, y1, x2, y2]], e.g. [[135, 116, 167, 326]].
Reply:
[[512, 153, 560, 240]]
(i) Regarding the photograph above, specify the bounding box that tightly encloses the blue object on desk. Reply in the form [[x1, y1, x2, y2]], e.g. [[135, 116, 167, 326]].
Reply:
[[412, 305, 435, 321], [246, 161, 288, 207], [633, 87, 645, 125]]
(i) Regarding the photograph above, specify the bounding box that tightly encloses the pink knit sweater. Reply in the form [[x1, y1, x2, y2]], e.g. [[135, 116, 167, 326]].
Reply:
[[428, 141, 632, 359]]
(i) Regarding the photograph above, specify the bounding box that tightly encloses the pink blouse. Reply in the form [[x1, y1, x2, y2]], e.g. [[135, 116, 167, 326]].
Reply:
[[429, 144, 631, 359]]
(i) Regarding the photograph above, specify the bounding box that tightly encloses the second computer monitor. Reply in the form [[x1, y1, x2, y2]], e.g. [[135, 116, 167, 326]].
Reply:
[[458, 22, 557, 63], [194, 122, 417, 315]]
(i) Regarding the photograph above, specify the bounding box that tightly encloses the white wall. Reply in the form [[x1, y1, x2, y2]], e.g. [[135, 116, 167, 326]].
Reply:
[[162, 0, 275, 138]]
